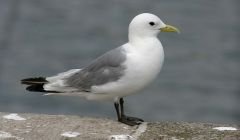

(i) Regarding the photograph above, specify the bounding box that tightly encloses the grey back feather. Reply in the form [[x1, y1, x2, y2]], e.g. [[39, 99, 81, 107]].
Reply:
[[66, 47, 126, 91]]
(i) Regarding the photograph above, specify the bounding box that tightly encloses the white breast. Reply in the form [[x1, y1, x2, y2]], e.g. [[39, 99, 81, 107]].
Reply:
[[120, 39, 164, 95]]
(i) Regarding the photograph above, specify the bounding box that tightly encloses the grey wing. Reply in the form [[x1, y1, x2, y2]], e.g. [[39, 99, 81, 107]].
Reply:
[[66, 46, 127, 92]]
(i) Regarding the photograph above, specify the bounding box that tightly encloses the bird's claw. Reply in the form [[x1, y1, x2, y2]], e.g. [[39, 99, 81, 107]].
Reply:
[[119, 115, 144, 126]]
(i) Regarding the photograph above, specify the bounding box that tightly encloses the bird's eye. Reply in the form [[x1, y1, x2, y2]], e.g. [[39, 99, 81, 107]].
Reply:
[[149, 22, 155, 26]]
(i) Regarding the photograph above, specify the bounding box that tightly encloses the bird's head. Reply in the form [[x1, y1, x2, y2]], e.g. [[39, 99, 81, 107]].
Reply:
[[128, 13, 179, 42]]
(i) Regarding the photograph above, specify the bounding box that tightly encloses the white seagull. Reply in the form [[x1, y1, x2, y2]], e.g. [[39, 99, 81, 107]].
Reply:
[[21, 13, 179, 126]]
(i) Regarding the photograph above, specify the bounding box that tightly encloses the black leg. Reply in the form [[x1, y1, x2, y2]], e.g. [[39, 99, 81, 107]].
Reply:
[[120, 98, 124, 117], [117, 98, 144, 126], [114, 102, 121, 121]]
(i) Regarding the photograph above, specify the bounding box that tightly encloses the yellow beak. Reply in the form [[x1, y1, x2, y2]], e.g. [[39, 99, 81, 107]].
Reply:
[[160, 24, 180, 33]]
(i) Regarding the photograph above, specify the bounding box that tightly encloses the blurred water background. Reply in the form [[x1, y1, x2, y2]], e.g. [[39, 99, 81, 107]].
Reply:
[[0, 0, 239, 124]]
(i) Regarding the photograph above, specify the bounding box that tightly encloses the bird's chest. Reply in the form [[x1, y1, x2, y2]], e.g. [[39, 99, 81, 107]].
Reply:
[[124, 44, 164, 87]]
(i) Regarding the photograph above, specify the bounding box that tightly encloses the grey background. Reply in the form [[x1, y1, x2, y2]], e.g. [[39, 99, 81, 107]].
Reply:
[[0, 0, 239, 124]]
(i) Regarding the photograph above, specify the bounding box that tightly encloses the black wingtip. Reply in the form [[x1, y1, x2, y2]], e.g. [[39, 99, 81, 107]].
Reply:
[[22, 77, 60, 93], [21, 77, 48, 85], [26, 84, 60, 93], [26, 84, 45, 92]]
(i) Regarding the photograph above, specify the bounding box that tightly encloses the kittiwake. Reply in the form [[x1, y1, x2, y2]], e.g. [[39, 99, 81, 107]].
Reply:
[[21, 13, 179, 126]]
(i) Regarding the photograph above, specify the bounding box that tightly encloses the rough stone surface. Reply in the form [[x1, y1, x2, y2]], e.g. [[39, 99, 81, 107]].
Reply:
[[0, 112, 136, 140], [0, 112, 239, 140], [139, 122, 240, 140]]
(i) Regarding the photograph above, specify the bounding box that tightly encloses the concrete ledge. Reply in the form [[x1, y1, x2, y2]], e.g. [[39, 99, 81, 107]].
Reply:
[[139, 122, 239, 140], [0, 112, 239, 140]]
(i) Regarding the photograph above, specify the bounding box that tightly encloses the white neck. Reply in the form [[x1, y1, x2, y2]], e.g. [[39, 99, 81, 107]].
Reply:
[[128, 35, 160, 47]]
